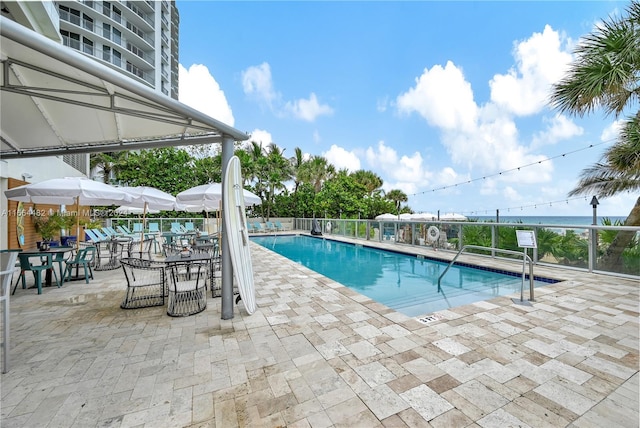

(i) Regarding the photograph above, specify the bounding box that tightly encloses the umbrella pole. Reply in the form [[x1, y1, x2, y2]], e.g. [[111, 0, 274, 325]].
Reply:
[[140, 202, 148, 243], [75, 196, 80, 250]]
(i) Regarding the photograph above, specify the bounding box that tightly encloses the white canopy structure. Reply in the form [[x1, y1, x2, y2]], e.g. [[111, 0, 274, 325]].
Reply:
[[0, 17, 248, 158]]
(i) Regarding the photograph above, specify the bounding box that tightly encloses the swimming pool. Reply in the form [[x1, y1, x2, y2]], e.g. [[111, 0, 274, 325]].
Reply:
[[251, 235, 557, 317]]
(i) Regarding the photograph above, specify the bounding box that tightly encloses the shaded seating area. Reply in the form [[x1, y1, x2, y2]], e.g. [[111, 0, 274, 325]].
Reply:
[[119, 258, 166, 309]]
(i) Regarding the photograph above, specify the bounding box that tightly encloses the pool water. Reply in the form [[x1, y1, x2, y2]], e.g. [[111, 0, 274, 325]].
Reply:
[[252, 235, 556, 317]]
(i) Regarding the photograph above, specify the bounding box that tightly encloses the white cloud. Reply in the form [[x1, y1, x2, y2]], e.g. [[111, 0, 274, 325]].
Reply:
[[396, 61, 478, 132], [244, 129, 273, 149], [241, 62, 278, 105], [489, 25, 573, 116], [313, 130, 321, 143], [179, 63, 234, 126], [601, 120, 623, 142], [323, 144, 361, 172], [241, 62, 333, 122], [531, 114, 583, 149], [503, 186, 522, 201], [284, 93, 334, 122], [366, 141, 432, 185]]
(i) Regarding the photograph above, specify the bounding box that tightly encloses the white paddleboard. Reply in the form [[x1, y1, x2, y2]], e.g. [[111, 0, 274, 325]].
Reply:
[[223, 156, 257, 314]]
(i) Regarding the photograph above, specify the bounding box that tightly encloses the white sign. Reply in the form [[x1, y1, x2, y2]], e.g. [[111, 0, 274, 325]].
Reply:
[[516, 230, 537, 248]]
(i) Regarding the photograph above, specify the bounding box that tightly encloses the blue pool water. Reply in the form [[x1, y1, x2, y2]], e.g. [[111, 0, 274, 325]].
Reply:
[[252, 235, 557, 317]]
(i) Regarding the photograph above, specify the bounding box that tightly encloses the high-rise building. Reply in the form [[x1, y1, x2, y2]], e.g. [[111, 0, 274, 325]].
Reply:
[[1, 0, 180, 99]]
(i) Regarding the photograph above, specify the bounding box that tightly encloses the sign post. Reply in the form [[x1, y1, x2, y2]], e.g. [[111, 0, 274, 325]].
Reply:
[[515, 230, 537, 305]]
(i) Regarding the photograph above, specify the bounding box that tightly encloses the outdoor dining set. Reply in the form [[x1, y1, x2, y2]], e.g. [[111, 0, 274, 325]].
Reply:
[[1, 177, 242, 319]]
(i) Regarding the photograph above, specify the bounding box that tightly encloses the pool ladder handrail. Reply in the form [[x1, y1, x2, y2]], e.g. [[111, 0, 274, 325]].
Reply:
[[437, 245, 535, 302]]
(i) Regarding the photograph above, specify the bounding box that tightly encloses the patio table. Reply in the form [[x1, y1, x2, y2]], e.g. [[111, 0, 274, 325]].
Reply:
[[17, 246, 74, 288]]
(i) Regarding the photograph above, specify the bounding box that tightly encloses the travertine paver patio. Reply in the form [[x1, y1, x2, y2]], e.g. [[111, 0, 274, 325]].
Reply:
[[1, 234, 638, 427]]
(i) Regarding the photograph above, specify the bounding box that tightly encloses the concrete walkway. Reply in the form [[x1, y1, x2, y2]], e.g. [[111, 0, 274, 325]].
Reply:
[[1, 236, 638, 427]]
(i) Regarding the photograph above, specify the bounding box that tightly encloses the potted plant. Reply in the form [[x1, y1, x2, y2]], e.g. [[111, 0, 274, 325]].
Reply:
[[59, 214, 79, 246], [32, 213, 63, 249]]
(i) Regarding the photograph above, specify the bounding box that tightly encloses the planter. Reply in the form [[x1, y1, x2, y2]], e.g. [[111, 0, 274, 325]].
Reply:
[[61, 236, 77, 246]]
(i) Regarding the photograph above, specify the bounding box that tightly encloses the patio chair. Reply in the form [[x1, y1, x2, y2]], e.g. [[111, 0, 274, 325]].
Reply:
[[166, 261, 208, 316], [247, 223, 255, 234], [132, 223, 144, 233], [1, 249, 20, 373], [184, 222, 195, 232], [274, 221, 286, 231], [128, 238, 154, 260], [265, 221, 276, 232], [148, 222, 160, 233], [253, 222, 266, 233], [120, 258, 166, 309], [63, 246, 96, 283], [15, 253, 59, 294]]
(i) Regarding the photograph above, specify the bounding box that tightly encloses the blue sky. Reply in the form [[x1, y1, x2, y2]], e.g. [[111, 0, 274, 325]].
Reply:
[[176, 1, 635, 218]]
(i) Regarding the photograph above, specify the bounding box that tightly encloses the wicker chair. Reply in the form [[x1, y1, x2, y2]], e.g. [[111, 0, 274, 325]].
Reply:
[[128, 238, 154, 260], [166, 261, 208, 316], [120, 258, 166, 309]]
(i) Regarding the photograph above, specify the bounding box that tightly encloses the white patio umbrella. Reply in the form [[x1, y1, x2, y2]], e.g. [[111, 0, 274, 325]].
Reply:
[[120, 186, 181, 241], [4, 177, 133, 247], [411, 212, 438, 221], [114, 206, 161, 215], [440, 213, 468, 221], [176, 183, 261, 234], [375, 213, 397, 220]]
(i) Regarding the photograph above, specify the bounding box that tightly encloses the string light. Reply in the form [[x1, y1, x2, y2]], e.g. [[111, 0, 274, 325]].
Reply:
[[409, 141, 608, 197], [453, 196, 588, 216]]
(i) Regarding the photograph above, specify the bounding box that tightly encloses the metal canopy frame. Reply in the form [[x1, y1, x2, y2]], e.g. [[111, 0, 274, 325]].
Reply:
[[0, 17, 248, 159]]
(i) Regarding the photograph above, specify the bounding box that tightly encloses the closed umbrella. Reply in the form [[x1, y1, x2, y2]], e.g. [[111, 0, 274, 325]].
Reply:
[[5, 177, 133, 247]]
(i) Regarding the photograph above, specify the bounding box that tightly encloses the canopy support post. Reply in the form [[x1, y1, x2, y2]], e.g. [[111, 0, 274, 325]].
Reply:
[[221, 135, 234, 320]]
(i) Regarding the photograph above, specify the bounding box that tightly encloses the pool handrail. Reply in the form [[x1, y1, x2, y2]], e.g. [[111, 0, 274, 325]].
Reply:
[[437, 245, 534, 302]]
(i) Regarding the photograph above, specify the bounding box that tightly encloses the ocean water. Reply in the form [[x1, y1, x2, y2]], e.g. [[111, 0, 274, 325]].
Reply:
[[473, 216, 627, 226]]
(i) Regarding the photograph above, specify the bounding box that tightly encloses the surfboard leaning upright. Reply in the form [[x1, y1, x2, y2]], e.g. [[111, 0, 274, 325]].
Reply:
[[223, 155, 257, 315]]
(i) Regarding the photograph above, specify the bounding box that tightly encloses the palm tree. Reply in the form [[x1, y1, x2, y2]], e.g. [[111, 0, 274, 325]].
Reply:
[[385, 189, 408, 219], [350, 170, 383, 197], [550, 0, 640, 271], [90, 151, 126, 184], [298, 155, 335, 193], [290, 147, 306, 194]]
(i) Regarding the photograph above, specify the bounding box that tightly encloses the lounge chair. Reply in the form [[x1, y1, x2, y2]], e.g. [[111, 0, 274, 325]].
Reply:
[[132, 223, 144, 233], [253, 222, 266, 233], [91, 229, 111, 241], [171, 222, 187, 234], [85, 228, 106, 242], [274, 221, 286, 231], [148, 222, 160, 233], [118, 225, 133, 235], [184, 222, 195, 232], [101, 227, 119, 238], [265, 221, 276, 232], [247, 223, 255, 234]]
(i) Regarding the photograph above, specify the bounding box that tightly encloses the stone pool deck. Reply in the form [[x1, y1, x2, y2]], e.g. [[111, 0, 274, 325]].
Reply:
[[1, 234, 638, 427]]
